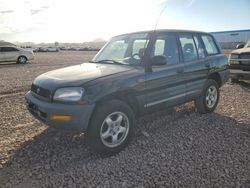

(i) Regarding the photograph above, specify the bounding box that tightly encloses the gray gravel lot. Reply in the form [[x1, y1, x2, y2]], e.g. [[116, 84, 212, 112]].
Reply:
[[0, 51, 249, 187]]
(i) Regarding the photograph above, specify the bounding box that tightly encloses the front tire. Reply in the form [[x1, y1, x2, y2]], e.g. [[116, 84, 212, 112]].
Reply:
[[195, 79, 219, 113], [87, 100, 135, 155], [17, 56, 27, 64]]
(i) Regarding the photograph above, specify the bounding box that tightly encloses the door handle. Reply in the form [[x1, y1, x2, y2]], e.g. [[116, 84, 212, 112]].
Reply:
[[137, 78, 145, 83]]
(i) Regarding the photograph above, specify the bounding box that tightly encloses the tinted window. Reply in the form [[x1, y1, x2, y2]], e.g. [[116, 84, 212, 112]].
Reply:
[[132, 39, 147, 54], [1, 47, 19, 52], [194, 35, 205, 58], [201, 35, 219, 55], [179, 35, 198, 62], [153, 34, 179, 65]]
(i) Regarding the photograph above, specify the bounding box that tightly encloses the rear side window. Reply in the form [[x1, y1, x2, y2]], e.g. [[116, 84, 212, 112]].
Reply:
[[194, 36, 205, 58], [1, 47, 19, 52], [201, 35, 219, 55], [179, 35, 198, 62]]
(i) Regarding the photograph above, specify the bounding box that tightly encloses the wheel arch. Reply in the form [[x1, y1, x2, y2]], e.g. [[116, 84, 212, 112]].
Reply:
[[94, 90, 139, 117], [17, 55, 27, 61], [208, 72, 222, 87]]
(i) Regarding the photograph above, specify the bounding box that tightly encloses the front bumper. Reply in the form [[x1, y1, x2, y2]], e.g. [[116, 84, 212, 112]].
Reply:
[[230, 69, 250, 80], [27, 54, 35, 61], [25, 91, 95, 132], [218, 69, 230, 86]]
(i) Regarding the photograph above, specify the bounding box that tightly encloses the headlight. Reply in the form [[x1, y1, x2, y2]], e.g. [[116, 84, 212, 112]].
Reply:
[[53, 87, 84, 102], [229, 54, 239, 65], [230, 54, 239, 60]]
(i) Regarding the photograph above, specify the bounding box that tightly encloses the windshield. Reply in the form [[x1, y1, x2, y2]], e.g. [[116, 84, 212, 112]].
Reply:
[[92, 32, 149, 65]]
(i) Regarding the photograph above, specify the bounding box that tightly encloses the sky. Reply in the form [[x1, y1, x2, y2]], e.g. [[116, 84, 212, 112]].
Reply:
[[0, 0, 249, 43]]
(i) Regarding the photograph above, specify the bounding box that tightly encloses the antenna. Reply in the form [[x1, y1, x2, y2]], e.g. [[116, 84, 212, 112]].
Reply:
[[154, 3, 167, 31]]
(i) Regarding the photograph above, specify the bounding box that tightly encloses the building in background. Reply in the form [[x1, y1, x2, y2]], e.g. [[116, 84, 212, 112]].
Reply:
[[211, 29, 250, 49]]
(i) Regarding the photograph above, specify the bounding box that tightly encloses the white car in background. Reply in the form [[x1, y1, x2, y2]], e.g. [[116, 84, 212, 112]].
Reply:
[[47, 47, 59, 52], [0, 46, 35, 64]]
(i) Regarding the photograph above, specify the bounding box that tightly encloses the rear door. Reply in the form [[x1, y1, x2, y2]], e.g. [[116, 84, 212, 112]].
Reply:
[[178, 33, 209, 100], [1, 47, 19, 61], [0, 47, 6, 62], [144, 32, 186, 109]]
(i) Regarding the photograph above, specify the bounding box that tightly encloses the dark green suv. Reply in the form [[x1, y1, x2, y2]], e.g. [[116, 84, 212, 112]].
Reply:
[[25, 30, 229, 154]]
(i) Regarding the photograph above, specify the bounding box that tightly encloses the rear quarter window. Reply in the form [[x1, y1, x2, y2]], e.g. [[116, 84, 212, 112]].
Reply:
[[201, 35, 219, 55]]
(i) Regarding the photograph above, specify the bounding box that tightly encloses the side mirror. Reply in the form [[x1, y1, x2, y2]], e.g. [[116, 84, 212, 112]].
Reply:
[[236, 43, 245, 49], [151, 55, 167, 66]]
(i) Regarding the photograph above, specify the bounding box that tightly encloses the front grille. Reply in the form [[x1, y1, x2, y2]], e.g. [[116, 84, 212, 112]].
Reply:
[[31, 84, 52, 100], [240, 53, 250, 59], [27, 101, 47, 122]]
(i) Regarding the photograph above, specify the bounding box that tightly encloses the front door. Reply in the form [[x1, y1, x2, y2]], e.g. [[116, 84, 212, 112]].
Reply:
[[144, 33, 186, 109]]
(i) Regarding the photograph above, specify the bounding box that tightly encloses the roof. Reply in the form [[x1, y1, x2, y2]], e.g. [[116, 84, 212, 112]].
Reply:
[[211, 29, 250, 34], [113, 29, 209, 38]]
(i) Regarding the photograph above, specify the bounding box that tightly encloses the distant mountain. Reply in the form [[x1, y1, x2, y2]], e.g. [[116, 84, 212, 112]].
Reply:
[[0, 40, 16, 46], [12, 40, 107, 50], [91, 38, 106, 42]]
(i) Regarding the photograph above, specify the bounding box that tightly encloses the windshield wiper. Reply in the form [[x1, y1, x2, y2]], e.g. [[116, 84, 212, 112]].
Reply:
[[89, 59, 126, 65]]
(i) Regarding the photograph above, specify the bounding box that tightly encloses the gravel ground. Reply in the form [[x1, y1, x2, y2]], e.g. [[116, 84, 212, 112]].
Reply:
[[0, 51, 249, 187], [0, 51, 96, 94]]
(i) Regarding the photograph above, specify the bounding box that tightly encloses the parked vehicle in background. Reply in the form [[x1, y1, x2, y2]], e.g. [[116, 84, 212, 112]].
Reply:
[[37, 47, 48, 52], [36, 47, 59, 52], [0, 46, 34, 64], [25, 30, 229, 154], [47, 47, 59, 52], [229, 40, 250, 82], [67, 47, 78, 51], [21, 46, 38, 53], [59, 47, 67, 51]]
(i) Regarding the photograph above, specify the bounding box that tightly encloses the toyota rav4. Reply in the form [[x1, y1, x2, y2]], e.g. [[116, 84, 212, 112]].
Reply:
[[25, 30, 229, 154]]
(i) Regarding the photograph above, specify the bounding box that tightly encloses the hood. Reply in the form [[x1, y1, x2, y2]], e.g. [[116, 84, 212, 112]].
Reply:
[[231, 47, 250, 54], [33, 63, 134, 91]]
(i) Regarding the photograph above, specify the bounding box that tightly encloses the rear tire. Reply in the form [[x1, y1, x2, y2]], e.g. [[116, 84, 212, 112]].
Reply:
[[195, 79, 219, 114], [87, 100, 135, 155], [17, 56, 27, 64]]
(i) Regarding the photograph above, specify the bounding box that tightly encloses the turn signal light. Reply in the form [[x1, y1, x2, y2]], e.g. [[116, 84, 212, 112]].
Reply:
[[50, 114, 72, 121]]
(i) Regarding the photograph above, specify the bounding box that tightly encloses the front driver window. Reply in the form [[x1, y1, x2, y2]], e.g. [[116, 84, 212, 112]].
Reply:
[[153, 34, 179, 65], [132, 40, 147, 54]]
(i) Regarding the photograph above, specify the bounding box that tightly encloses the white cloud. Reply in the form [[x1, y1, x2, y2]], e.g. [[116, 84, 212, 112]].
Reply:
[[0, 0, 198, 42]]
